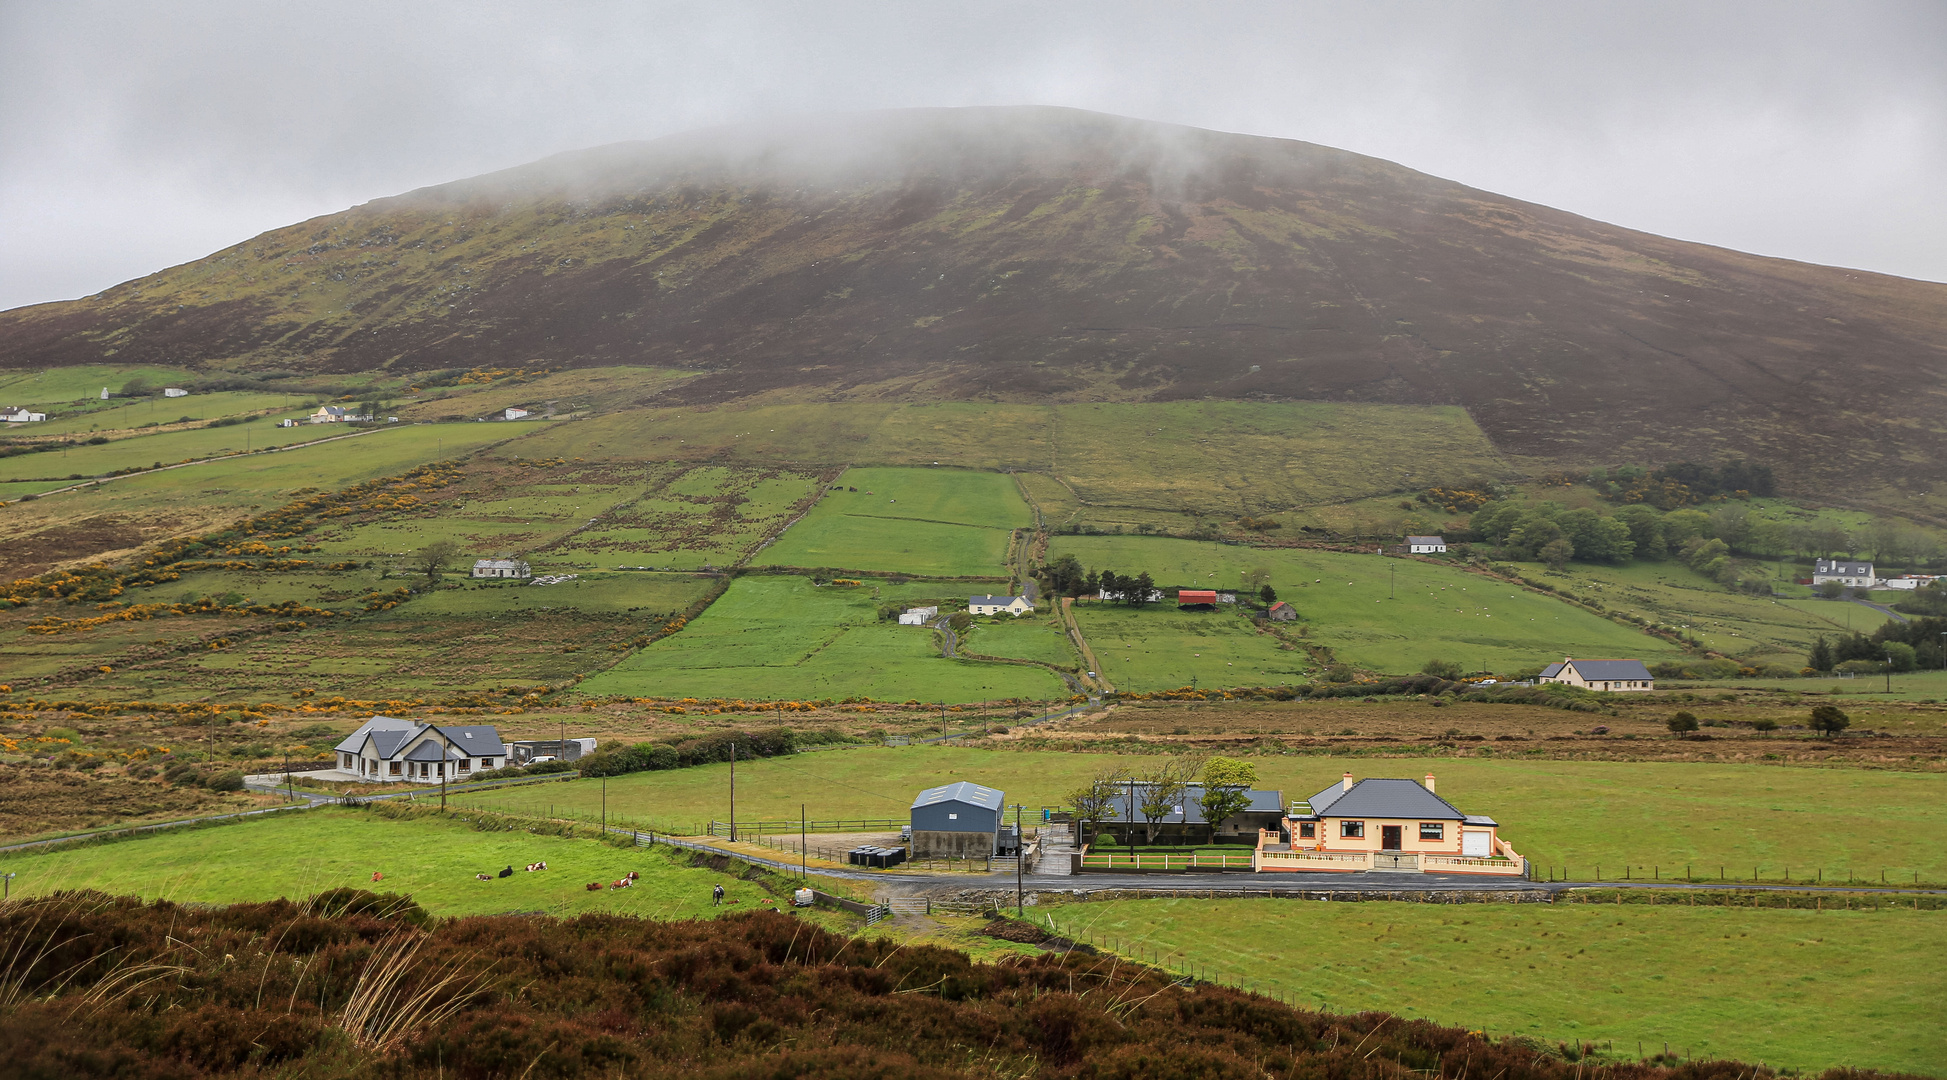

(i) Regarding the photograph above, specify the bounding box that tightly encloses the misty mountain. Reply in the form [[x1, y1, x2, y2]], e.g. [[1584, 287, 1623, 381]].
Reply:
[[4, 106, 1946, 495]]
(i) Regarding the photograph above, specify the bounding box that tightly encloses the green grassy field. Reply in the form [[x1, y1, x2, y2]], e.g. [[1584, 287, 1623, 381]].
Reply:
[[1049, 536, 1683, 673], [1663, 668, 1947, 702], [578, 575, 1066, 702], [1073, 603, 1311, 689], [1042, 898, 1944, 1076], [0, 415, 386, 480], [1496, 560, 1897, 667], [959, 614, 1080, 666], [754, 467, 1029, 576], [0, 364, 198, 407], [0, 807, 781, 918], [453, 745, 1947, 881], [404, 573, 718, 616], [512, 400, 1510, 519]]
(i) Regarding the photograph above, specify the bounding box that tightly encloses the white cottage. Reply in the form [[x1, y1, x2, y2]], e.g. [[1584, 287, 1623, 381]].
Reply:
[[472, 558, 532, 579]]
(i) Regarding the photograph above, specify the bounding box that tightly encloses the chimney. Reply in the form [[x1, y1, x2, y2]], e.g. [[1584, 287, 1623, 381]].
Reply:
[[1424, 773, 1436, 794], [1342, 772, 1354, 792]]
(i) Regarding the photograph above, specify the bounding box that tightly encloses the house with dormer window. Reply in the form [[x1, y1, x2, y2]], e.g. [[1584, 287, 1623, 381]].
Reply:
[[332, 715, 509, 783]]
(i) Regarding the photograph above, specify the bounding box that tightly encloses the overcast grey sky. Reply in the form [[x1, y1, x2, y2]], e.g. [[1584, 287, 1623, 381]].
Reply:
[[2, 1, 1943, 311]]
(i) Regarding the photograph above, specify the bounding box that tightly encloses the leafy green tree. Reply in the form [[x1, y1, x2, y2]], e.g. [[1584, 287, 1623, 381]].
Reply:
[[1065, 765, 1124, 851], [1558, 508, 1635, 563], [1197, 757, 1258, 840], [1751, 718, 1778, 734], [1661, 509, 1711, 553], [1136, 757, 1197, 843], [1810, 704, 1851, 737], [1259, 584, 1277, 605], [1817, 580, 1846, 599], [1131, 571, 1156, 606], [1666, 711, 1700, 734], [1613, 505, 1667, 559], [119, 377, 154, 398], [1807, 636, 1835, 672], [1539, 538, 1574, 571], [1421, 658, 1463, 680], [1883, 641, 1918, 672], [409, 540, 461, 583]]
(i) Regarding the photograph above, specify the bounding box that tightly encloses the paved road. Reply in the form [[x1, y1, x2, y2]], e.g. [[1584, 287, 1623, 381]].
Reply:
[[648, 834, 1947, 898]]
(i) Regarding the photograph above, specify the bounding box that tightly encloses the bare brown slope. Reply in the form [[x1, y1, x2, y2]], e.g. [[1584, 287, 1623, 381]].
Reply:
[[4, 106, 1946, 493]]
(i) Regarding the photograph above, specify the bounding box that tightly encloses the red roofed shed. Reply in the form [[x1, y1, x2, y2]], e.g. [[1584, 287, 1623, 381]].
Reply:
[[1177, 589, 1218, 606]]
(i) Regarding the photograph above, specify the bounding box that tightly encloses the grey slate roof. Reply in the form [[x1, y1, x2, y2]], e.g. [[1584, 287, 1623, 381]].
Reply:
[[1099, 782, 1285, 824], [1815, 559, 1874, 576], [438, 725, 507, 756], [333, 715, 418, 755], [913, 781, 1005, 812], [1406, 535, 1445, 545], [1306, 778, 1465, 821], [405, 739, 460, 762], [968, 595, 1027, 605], [1563, 659, 1653, 682], [1539, 662, 1566, 678]]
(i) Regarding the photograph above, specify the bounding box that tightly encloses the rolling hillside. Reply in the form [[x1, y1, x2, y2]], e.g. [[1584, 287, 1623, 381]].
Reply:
[[4, 107, 1946, 497]]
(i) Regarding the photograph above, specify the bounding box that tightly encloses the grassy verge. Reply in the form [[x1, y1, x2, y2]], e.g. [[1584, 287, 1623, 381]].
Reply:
[[1039, 896, 1945, 1075], [0, 804, 789, 918]]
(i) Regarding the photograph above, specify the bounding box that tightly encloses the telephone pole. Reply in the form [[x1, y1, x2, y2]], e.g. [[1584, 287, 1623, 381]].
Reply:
[[1015, 803, 1025, 916], [729, 742, 737, 842]]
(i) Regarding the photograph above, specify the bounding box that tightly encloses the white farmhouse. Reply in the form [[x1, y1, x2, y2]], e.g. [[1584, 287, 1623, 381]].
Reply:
[[1, 406, 47, 423], [472, 558, 532, 579], [1812, 559, 1878, 589], [501, 407, 530, 420], [1407, 535, 1447, 554], [969, 594, 1034, 616], [898, 605, 939, 626], [162, 387, 189, 398]]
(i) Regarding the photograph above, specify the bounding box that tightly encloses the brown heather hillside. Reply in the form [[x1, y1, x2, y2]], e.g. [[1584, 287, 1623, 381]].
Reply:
[[4, 107, 1947, 496], [0, 890, 1885, 1079]]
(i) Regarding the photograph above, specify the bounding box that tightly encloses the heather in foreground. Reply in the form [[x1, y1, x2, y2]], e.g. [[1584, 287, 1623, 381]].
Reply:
[[0, 891, 1919, 1079]]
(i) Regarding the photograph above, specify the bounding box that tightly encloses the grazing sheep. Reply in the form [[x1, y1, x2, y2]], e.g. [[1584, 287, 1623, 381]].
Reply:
[[476, 874, 493, 881], [497, 865, 514, 879], [525, 861, 548, 872]]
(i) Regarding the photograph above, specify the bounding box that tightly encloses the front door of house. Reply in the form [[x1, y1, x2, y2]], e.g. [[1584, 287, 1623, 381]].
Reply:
[[1381, 825, 1402, 851]]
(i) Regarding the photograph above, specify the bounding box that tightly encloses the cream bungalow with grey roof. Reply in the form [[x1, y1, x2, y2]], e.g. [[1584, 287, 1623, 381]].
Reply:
[[1262, 772, 1525, 875], [1538, 657, 1654, 691], [1406, 535, 1447, 553], [333, 715, 509, 783], [968, 594, 1033, 616]]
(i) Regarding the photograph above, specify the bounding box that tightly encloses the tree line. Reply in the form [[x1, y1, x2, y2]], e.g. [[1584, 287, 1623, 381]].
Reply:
[[1065, 756, 1260, 849], [1467, 498, 1942, 589], [1807, 616, 1947, 674], [1031, 554, 1279, 605]]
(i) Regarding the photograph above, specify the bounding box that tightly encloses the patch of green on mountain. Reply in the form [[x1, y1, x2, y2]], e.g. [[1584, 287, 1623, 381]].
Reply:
[[1049, 535, 1685, 674], [0, 423, 537, 581], [754, 467, 1029, 577], [579, 575, 1065, 702]]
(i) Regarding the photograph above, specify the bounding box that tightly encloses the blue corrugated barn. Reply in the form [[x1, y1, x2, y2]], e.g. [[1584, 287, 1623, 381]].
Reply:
[[909, 781, 1005, 858]]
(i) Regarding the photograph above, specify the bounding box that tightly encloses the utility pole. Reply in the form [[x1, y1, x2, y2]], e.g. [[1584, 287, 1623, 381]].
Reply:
[[1389, 565, 1395, 600], [1015, 803, 1025, 917], [801, 803, 807, 879], [602, 777, 607, 835], [729, 742, 737, 842], [284, 751, 292, 803]]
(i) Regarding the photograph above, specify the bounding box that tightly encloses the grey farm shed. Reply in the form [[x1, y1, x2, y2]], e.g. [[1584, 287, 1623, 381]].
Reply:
[[909, 781, 1004, 858]]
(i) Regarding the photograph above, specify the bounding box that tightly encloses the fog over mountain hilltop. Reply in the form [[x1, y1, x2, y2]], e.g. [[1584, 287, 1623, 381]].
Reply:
[[4, 106, 1946, 494]]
